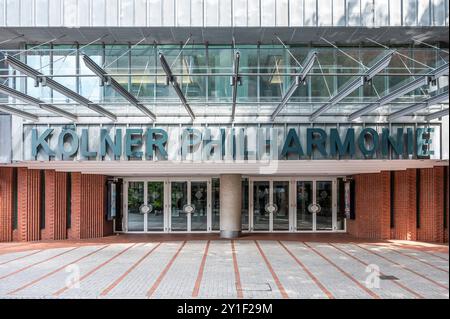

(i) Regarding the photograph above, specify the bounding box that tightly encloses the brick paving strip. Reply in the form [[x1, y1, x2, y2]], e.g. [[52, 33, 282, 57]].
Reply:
[[254, 240, 289, 299], [192, 240, 210, 298], [303, 242, 381, 299], [0, 250, 43, 266], [100, 242, 162, 296], [328, 243, 424, 299], [379, 245, 449, 273], [53, 243, 139, 296], [231, 240, 243, 299], [0, 247, 79, 280], [356, 244, 449, 290], [277, 241, 334, 299], [7, 245, 110, 295], [146, 241, 187, 298], [0, 243, 33, 253]]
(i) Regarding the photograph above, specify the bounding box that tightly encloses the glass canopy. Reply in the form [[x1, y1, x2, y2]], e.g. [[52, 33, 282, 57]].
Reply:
[[0, 43, 448, 121]]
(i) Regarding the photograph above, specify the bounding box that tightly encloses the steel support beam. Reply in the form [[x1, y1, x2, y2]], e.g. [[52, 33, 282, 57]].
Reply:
[[5, 55, 117, 121], [348, 76, 429, 121], [310, 50, 394, 121], [231, 52, 241, 120], [425, 108, 449, 121], [82, 54, 156, 121], [349, 63, 449, 121], [0, 104, 39, 121], [388, 91, 449, 121], [271, 51, 317, 121], [159, 52, 195, 120], [0, 83, 78, 121]]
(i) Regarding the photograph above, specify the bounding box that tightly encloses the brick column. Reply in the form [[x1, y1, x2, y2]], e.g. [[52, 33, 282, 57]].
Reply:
[[445, 166, 449, 243], [42, 170, 68, 240], [347, 171, 391, 240], [69, 173, 110, 240], [391, 169, 417, 241], [17, 168, 41, 242], [417, 167, 445, 243], [0, 167, 14, 242]]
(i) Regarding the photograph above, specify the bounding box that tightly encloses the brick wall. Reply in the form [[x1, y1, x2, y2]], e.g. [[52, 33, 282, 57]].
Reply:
[[349, 166, 448, 243], [0, 167, 110, 242], [417, 167, 445, 243], [42, 171, 68, 240], [17, 168, 41, 242], [390, 169, 417, 241], [68, 173, 111, 240], [0, 167, 14, 242], [347, 171, 391, 240], [445, 167, 449, 243]]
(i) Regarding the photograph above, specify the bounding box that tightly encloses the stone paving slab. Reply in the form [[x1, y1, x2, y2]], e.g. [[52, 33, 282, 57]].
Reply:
[[359, 244, 449, 289], [0, 240, 447, 299], [196, 241, 237, 299], [257, 241, 329, 299], [308, 242, 414, 299], [282, 242, 374, 299], [234, 241, 283, 299], [335, 244, 449, 299]]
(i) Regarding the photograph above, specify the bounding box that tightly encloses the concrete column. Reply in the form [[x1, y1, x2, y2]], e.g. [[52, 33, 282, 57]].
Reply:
[[220, 174, 242, 239]]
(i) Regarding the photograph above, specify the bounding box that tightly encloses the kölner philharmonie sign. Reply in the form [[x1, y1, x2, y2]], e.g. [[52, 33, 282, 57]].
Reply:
[[28, 125, 436, 161]]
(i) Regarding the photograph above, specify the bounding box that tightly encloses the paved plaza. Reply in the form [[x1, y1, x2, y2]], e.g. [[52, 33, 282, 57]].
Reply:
[[0, 237, 448, 299]]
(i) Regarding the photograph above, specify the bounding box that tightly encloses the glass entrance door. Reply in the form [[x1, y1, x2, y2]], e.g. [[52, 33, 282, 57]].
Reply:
[[273, 181, 290, 231], [253, 181, 270, 231], [295, 180, 335, 232], [147, 181, 165, 231], [169, 180, 210, 232], [315, 181, 333, 231], [127, 181, 145, 231], [126, 180, 165, 232], [251, 180, 290, 231]]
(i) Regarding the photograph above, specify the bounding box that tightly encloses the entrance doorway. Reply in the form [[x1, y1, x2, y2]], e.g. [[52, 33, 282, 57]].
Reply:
[[251, 180, 290, 231], [169, 180, 210, 232], [249, 178, 339, 232], [124, 178, 212, 233]]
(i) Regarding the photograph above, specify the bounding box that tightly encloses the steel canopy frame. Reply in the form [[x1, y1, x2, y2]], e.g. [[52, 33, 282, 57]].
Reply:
[[231, 52, 241, 120], [0, 83, 78, 121], [309, 50, 395, 121], [82, 54, 156, 121], [349, 62, 449, 121], [388, 91, 449, 121], [270, 51, 317, 121], [425, 108, 449, 121], [5, 55, 117, 121], [0, 104, 39, 121], [159, 52, 195, 120]]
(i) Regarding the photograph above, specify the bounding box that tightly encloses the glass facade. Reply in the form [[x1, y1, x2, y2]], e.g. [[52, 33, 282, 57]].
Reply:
[[1, 0, 448, 27]]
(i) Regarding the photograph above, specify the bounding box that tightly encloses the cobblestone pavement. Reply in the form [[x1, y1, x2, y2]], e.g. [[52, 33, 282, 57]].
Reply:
[[0, 240, 448, 299]]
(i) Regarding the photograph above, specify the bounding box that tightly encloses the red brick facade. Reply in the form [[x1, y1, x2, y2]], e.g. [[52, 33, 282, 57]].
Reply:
[[17, 168, 41, 242], [0, 167, 111, 242], [69, 173, 112, 240], [347, 171, 391, 240], [390, 169, 417, 241], [348, 166, 448, 243], [0, 165, 448, 243], [42, 171, 68, 240], [0, 167, 14, 242], [417, 167, 445, 242]]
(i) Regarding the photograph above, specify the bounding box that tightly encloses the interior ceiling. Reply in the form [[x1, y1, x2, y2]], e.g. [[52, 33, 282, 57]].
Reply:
[[0, 26, 449, 47]]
